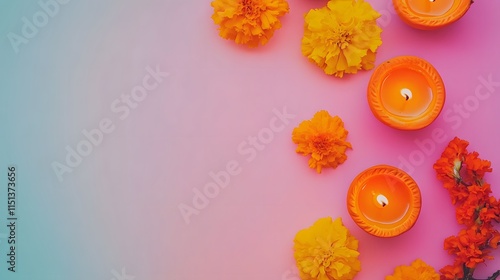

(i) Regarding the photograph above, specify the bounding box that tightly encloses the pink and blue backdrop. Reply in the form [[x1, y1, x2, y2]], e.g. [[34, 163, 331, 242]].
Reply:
[[1, 0, 500, 279]]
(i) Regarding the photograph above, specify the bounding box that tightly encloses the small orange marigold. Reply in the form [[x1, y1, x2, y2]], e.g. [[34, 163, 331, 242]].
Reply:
[[211, 0, 289, 47], [292, 110, 351, 173]]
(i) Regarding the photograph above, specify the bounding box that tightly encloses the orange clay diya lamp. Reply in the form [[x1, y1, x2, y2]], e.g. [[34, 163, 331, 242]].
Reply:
[[393, 0, 472, 30], [347, 165, 421, 237], [367, 56, 445, 130]]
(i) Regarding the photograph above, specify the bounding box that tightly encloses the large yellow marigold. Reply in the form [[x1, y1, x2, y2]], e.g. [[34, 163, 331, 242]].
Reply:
[[291, 110, 351, 173], [294, 217, 361, 280], [211, 0, 289, 47], [386, 259, 440, 280], [302, 0, 382, 77]]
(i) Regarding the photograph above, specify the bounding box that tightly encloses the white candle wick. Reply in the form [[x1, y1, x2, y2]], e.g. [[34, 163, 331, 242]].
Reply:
[[376, 194, 389, 207], [400, 88, 412, 101]]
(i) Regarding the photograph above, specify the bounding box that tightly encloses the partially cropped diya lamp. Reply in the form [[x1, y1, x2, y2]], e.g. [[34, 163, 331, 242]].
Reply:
[[393, 0, 472, 30]]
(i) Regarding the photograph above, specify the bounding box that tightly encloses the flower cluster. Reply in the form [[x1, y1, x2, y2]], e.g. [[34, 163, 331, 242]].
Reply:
[[293, 217, 361, 280], [386, 259, 439, 280], [434, 137, 500, 280], [291, 110, 352, 173], [301, 0, 382, 77], [211, 0, 289, 47]]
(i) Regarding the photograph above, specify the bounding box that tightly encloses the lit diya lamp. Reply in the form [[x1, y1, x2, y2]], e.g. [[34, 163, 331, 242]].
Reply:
[[367, 55, 445, 130], [393, 0, 472, 30], [347, 165, 421, 237]]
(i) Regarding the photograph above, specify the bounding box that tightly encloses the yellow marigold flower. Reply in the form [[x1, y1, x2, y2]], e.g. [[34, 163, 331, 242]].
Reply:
[[294, 217, 361, 280], [301, 0, 383, 77], [291, 110, 351, 173], [386, 259, 439, 280], [211, 0, 289, 47]]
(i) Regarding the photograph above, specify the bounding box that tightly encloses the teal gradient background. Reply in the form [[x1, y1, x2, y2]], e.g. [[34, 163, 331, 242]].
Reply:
[[1, 0, 500, 279]]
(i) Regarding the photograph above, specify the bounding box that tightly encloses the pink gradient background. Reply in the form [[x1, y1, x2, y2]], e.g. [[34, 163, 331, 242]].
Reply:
[[160, 0, 500, 279], [28, 0, 499, 279], [7, 0, 499, 279]]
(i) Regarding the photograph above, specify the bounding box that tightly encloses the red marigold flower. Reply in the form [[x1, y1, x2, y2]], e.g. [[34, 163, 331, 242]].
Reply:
[[489, 231, 500, 249], [464, 151, 492, 180], [468, 183, 492, 200], [446, 182, 469, 205], [433, 157, 457, 183], [455, 196, 479, 226], [444, 137, 469, 159], [444, 228, 492, 269], [440, 263, 464, 280], [436, 137, 500, 279], [485, 196, 500, 222], [434, 137, 469, 182], [479, 207, 498, 225]]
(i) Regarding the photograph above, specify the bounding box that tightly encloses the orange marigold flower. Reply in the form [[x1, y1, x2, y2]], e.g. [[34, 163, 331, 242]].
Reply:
[[292, 110, 351, 173], [301, 0, 382, 77], [211, 0, 289, 47], [293, 217, 361, 280], [385, 259, 439, 280]]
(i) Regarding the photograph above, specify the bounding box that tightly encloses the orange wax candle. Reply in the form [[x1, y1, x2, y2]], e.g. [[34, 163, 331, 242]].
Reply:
[[367, 56, 445, 130], [393, 0, 471, 29], [347, 165, 421, 237]]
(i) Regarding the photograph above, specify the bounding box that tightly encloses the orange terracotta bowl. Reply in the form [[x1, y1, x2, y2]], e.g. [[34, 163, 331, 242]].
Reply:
[[393, 0, 472, 30], [347, 165, 421, 238], [367, 56, 445, 130]]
